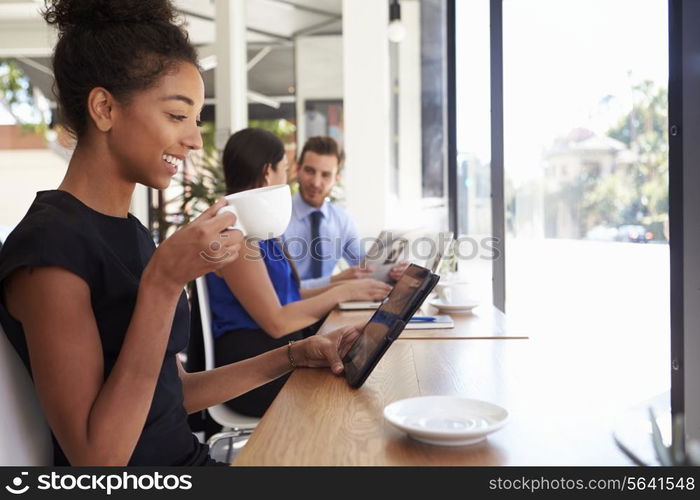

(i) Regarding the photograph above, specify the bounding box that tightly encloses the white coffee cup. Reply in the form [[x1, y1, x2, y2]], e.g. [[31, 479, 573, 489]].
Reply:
[[440, 281, 472, 305], [217, 184, 292, 239]]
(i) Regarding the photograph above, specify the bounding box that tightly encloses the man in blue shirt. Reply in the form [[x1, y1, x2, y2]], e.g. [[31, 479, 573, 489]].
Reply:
[[283, 137, 406, 288]]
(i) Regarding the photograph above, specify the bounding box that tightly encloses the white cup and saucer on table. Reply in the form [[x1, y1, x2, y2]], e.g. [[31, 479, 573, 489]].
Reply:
[[216, 184, 292, 239], [429, 280, 480, 314], [384, 396, 509, 446]]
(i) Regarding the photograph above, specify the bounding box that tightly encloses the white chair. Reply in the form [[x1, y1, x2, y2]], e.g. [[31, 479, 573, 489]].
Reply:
[[194, 277, 259, 453], [0, 324, 53, 465]]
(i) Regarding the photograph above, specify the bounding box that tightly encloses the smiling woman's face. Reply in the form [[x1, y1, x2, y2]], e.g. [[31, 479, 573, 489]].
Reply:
[[106, 61, 205, 190]]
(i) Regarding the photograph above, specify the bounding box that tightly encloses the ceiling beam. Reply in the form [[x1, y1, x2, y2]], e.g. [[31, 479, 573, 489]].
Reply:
[[180, 7, 293, 43], [247, 90, 281, 109], [177, 8, 215, 22], [15, 56, 53, 76], [268, 0, 341, 19], [247, 41, 292, 49], [247, 27, 293, 43], [247, 46, 273, 71], [197, 45, 276, 73], [292, 17, 341, 38]]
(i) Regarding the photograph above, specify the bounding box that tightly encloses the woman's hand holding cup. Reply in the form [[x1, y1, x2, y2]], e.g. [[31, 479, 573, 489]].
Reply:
[[215, 184, 292, 239], [145, 198, 244, 293]]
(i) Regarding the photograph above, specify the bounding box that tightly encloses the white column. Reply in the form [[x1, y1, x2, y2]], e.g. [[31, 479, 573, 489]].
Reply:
[[342, 0, 391, 238], [295, 35, 344, 146], [214, 0, 248, 150], [129, 184, 150, 229], [385, 0, 423, 232]]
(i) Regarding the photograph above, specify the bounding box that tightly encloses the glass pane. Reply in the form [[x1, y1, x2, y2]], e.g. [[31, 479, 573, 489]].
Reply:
[[391, 0, 450, 234], [503, 0, 670, 402], [421, 0, 449, 199], [455, 0, 493, 302]]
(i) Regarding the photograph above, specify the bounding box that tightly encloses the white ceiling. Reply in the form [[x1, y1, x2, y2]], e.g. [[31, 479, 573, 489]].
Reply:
[[0, 0, 341, 52], [0, 0, 343, 103]]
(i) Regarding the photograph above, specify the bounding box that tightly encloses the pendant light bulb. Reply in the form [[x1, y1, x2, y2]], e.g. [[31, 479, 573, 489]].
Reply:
[[388, 0, 406, 43]]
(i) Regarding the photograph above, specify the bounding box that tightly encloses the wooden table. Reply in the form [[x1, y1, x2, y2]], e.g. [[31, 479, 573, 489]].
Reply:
[[318, 304, 529, 340], [234, 309, 638, 465], [234, 340, 632, 465]]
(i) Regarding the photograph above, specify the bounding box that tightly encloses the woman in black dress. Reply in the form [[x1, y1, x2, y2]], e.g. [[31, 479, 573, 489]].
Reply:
[[0, 0, 359, 466]]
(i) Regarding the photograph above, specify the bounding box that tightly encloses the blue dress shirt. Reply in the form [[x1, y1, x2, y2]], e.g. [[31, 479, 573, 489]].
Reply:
[[282, 193, 362, 288]]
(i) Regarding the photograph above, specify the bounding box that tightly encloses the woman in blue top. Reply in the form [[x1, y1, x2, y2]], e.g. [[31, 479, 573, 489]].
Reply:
[[209, 128, 392, 417]]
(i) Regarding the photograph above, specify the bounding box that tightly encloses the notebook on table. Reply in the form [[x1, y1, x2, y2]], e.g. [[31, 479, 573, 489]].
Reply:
[[404, 314, 454, 330]]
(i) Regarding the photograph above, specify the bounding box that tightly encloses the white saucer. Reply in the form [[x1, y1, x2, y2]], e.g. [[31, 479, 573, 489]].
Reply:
[[429, 298, 480, 313], [384, 396, 509, 446]]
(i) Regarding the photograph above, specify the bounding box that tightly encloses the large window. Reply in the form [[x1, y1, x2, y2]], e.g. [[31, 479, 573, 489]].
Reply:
[[454, 0, 493, 302], [455, 0, 670, 406]]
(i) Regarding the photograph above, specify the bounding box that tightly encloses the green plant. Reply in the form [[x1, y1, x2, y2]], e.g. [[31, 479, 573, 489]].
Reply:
[[248, 119, 296, 142], [0, 58, 49, 134]]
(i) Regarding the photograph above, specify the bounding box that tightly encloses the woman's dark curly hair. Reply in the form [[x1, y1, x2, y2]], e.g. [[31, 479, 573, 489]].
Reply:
[[43, 0, 199, 138]]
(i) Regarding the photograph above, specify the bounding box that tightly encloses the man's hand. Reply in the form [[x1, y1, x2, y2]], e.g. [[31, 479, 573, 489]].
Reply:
[[330, 265, 374, 282], [337, 279, 392, 302], [388, 260, 410, 282]]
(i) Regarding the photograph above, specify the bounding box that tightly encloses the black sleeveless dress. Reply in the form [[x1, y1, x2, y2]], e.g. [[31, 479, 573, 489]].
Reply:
[[0, 190, 212, 465]]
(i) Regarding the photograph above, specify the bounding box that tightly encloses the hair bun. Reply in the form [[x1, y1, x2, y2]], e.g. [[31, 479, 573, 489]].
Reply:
[[43, 0, 178, 33]]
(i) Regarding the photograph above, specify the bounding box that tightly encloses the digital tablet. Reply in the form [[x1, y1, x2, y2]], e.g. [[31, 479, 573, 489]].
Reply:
[[343, 264, 440, 388]]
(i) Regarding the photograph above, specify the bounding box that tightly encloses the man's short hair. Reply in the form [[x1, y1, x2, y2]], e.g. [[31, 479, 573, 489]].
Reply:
[[298, 136, 345, 171]]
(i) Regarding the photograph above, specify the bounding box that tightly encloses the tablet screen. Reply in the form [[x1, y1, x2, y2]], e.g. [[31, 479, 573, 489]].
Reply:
[[343, 264, 435, 386], [343, 319, 391, 378]]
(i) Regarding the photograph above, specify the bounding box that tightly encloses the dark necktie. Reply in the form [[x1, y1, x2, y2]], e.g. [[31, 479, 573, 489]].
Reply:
[[310, 210, 323, 279]]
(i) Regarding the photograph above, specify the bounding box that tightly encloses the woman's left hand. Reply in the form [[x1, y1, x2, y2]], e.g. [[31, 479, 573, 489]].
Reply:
[[295, 325, 362, 374]]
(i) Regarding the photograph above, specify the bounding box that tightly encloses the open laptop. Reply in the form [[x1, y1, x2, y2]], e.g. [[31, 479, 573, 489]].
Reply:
[[339, 230, 453, 310]]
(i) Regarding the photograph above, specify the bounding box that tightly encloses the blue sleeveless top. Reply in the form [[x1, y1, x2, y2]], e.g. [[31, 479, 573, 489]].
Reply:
[[206, 238, 301, 338]]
